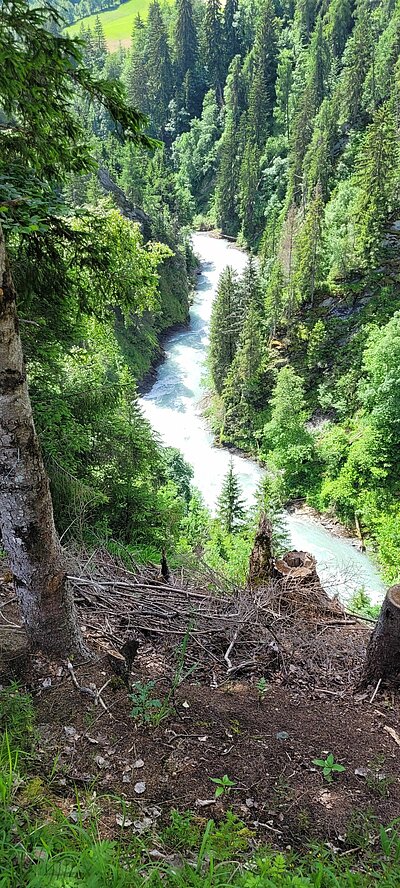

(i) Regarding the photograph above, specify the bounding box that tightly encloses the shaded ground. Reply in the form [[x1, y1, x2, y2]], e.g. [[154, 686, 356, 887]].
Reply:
[[30, 647, 400, 848]]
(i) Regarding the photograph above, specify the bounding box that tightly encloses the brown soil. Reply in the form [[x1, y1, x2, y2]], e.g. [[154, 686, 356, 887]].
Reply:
[[2, 559, 399, 849], [28, 645, 400, 848]]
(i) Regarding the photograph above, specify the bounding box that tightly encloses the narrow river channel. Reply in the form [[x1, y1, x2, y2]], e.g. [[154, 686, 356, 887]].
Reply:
[[140, 232, 384, 604]]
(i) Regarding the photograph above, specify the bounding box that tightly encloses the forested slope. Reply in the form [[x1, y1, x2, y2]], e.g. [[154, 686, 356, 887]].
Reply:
[[4, 0, 400, 579]]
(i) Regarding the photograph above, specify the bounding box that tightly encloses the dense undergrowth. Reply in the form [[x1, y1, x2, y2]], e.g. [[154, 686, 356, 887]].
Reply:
[[1, 683, 400, 888]]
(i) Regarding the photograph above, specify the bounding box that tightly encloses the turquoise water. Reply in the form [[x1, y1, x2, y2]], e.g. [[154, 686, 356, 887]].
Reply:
[[140, 233, 385, 604]]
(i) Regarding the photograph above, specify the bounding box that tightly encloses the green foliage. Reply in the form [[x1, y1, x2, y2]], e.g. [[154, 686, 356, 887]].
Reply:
[[210, 774, 236, 798], [129, 680, 166, 725], [209, 267, 241, 393], [262, 367, 317, 498], [348, 589, 380, 619], [312, 753, 346, 782], [217, 459, 246, 534], [0, 685, 35, 755], [256, 676, 268, 701]]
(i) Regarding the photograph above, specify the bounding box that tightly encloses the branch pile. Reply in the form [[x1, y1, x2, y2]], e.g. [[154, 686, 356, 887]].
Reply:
[[66, 549, 371, 688]]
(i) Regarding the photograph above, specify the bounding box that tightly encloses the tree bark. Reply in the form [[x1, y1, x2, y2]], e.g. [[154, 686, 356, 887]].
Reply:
[[0, 225, 88, 658], [362, 585, 400, 685], [248, 513, 274, 588]]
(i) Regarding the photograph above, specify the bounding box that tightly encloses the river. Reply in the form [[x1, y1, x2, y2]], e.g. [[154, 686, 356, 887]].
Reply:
[[140, 232, 384, 604]]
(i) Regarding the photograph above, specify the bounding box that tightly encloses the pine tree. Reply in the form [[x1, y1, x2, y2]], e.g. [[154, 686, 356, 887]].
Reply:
[[175, 0, 198, 79], [203, 0, 225, 104], [146, 1, 174, 137], [214, 55, 245, 234], [247, 0, 278, 148], [224, 0, 241, 70], [217, 458, 246, 533], [209, 266, 241, 393], [293, 185, 324, 306], [353, 103, 400, 266], [93, 15, 107, 68], [275, 48, 293, 141]]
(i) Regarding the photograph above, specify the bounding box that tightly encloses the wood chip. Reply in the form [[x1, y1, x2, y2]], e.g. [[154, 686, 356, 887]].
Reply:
[[384, 725, 400, 747]]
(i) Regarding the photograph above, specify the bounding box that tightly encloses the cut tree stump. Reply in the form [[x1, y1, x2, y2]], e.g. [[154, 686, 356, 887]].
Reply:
[[248, 513, 274, 587], [274, 550, 317, 582], [362, 585, 400, 685]]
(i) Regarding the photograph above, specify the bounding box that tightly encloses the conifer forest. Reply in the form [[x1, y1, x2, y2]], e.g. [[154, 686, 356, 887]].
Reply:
[[2, 0, 400, 883]]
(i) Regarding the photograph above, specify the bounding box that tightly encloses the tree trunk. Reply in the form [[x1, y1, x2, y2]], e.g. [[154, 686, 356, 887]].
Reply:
[[248, 513, 274, 588], [362, 585, 400, 685], [0, 226, 88, 658]]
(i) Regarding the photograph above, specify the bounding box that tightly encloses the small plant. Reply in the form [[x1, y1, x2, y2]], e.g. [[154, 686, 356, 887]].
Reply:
[[256, 676, 268, 702], [210, 774, 236, 799], [365, 757, 394, 798], [312, 752, 346, 783], [129, 681, 167, 726]]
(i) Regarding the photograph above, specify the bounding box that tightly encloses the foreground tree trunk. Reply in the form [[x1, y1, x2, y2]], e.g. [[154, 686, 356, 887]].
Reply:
[[362, 585, 400, 685], [0, 226, 87, 657]]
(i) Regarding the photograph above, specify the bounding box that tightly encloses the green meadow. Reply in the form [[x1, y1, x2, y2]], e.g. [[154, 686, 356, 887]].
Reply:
[[67, 0, 168, 49]]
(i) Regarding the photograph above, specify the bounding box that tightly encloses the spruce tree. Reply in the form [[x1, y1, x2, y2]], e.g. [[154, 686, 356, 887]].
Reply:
[[175, 0, 198, 79], [93, 15, 107, 68], [203, 0, 225, 104], [217, 458, 246, 533], [353, 103, 400, 266], [146, 1, 174, 137], [209, 266, 241, 393], [340, 0, 375, 126], [247, 0, 279, 148], [293, 184, 324, 306], [214, 55, 245, 234], [224, 0, 241, 70], [275, 48, 293, 141]]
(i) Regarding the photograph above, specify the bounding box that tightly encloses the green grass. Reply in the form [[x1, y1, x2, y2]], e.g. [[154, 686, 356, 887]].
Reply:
[[66, 0, 171, 49]]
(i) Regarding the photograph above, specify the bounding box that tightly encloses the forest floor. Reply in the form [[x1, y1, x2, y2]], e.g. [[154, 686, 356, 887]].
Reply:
[[29, 647, 400, 849], [2, 549, 400, 854]]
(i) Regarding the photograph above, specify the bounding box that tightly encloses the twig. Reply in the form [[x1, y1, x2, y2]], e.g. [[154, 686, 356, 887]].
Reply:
[[67, 660, 109, 711], [224, 630, 238, 670], [369, 678, 382, 704]]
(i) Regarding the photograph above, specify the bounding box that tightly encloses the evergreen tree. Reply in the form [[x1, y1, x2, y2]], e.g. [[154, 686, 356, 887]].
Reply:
[[293, 184, 325, 306], [247, 0, 279, 148], [203, 0, 225, 104], [217, 458, 246, 533], [175, 0, 198, 79], [93, 15, 107, 68], [256, 474, 291, 555], [146, 1, 174, 137], [340, 0, 375, 127], [275, 48, 294, 141], [224, 0, 241, 70], [126, 22, 151, 116], [353, 103, 400, 266], [239, 140, 260, 243], [214, 55, 245, 234], [209, 266, 241, 393]]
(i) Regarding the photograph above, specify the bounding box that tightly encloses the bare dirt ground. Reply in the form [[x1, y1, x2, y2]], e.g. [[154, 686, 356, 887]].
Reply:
[[1, 555, 400, 849]]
